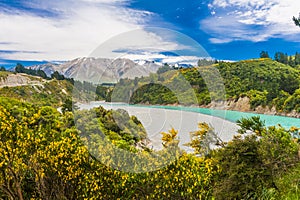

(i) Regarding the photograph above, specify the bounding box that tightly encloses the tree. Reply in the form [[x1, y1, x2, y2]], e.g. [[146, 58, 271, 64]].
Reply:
[[274, 52, 288, 64], [212, 135, 267, 199], [197, 58, 216, 67], [0, 100, 88, 199], [293, 14, 300, 27], [61, 98, 78, 113], [36, 69, 47, 79], [95, 85, 107, 99], [157, 64, 172, 74], [213, 117, 300, 199], [0, 66, 6, 71], [133, 77, 138, 87], [51, 71, 65, 80], [259, 50, 269, 58], [185, 122, 224, 155], [295, 52, 300, 65], [15, 63, 25, 73], [236, 116, 266, 136]]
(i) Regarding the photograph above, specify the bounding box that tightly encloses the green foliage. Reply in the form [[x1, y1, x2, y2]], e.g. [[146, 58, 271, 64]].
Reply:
[[260, 50, 270, 58], [95, 85, 109, 100], [272, 51, 300, 67], [61, 98, 79, 113], [185, 122, 224, 155], [51, 71, 65, 80], [212, 116, 300, 199], [295, 52, 300, 66], [0, 76, 98, 108], [0, 71, 10, 80], [212, 135, 267, 199], [247, 89, 268, 108], [157, 63, 173, 74], [237, 116, 266, 136], [281, 88, 300, 112], [293, 14, 300, 27], [0, 97, 87, 199], [105, 59, 300, 113], [218, 59, 300, 99], [0, 97, 218, 199], [0, 97, 299, 199], [75, 106, 148, 151], [197, 58, 217, 66], [0, 80, 70, 107], [130, 83, 178, 105], [15, 63, 48, 79], [274, 162, 300, 199], [274, 52, 289, 65]]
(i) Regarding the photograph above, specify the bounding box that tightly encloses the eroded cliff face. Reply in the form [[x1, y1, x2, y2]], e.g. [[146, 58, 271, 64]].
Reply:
[[206, 97, 300, 118], [227, 97, 251, 112], [203, 97, 251, 112], [0, 74, 44, 88]]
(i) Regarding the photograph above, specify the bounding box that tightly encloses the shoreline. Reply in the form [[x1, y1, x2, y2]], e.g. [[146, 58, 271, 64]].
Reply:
[[78, 101, 240, 151], [130, 98, 300, 119]]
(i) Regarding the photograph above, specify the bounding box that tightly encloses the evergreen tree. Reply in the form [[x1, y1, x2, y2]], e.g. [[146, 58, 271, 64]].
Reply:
[[197, 58, 215, 66], [15, 63, 25, 73], [295, 52, 300, 65], [259, 51, 269, 58], [274, 52, 288, 64], [293, 14, 300, 27], [36, 69, 47, 79], [51, 71, 65, 80]]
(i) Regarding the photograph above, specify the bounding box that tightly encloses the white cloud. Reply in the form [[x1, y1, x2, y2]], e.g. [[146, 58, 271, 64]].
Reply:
[[202, 0, 300, 43], [160, 56, 207, 65], [89, 29, 192, 58], [87, 26, 211, 63], [209, 37, 233, 44], [0, 0, 158, 61], [119, 52, 207, 65]]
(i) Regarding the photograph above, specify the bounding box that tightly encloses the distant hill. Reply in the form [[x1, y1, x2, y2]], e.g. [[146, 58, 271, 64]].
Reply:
[[108, 58, 300, 116], [28, 57, 161, 84], [0, 71, 95, 107], [0, 71, 46, 88]]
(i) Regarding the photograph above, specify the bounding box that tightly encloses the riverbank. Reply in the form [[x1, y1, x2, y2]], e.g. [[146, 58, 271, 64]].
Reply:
[[199, 97, 300, 118], [146, 96, 300, 118], [78, 101, 240, 151]]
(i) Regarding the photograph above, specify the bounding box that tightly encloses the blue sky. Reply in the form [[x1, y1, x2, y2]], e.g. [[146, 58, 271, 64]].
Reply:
[[0, 0, 300, 68]]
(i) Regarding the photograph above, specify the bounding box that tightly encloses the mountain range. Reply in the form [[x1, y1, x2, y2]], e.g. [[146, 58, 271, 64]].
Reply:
[[28, 57, 161, 84]]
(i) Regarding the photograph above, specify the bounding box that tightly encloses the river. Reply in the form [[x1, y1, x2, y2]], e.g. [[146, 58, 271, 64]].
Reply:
[[78, 102, 300, 151]]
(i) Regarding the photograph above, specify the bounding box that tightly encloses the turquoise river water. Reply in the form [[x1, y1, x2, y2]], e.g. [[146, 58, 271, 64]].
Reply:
[[128, 104, 300, 129]]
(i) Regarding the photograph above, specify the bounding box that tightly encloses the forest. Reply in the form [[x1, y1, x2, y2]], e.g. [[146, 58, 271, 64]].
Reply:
[[108, 58, 300, 114]]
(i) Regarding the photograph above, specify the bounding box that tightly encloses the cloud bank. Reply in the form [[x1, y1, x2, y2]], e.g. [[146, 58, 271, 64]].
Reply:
[[203, 0, 300, 43], [0, 0, 155, 61]]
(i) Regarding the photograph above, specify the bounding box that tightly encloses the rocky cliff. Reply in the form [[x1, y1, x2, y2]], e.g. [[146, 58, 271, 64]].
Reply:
[[206, 97, 300, 118]]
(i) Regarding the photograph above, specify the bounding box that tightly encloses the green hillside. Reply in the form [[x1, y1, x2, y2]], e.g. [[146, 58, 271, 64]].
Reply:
[[0, 71, 96, 107], [109, 58, 300, 113]]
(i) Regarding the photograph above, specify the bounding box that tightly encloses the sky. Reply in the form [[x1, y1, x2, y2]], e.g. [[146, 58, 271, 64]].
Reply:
[[0, 0, 300, 68]]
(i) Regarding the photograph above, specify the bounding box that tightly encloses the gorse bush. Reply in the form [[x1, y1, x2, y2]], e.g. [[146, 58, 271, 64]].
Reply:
[[0, 98, 299, 199]]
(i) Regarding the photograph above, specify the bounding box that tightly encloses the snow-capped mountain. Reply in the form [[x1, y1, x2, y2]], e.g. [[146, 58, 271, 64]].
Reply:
[[28, 57, 161, 84]]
